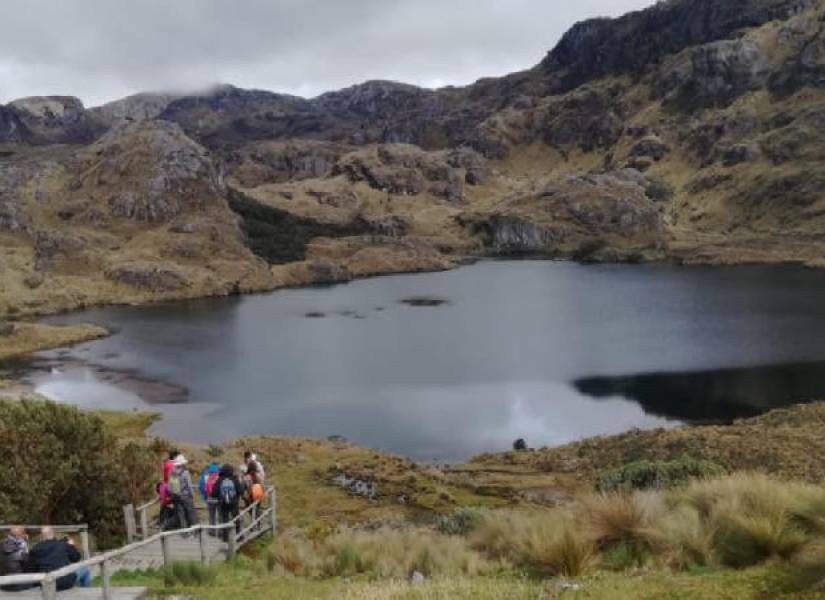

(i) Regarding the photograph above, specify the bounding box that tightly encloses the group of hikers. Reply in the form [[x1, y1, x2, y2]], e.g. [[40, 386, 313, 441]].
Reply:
[[158, 449, 267, 536], [0, 526, 92, 592], [0, 449, 267, 592]]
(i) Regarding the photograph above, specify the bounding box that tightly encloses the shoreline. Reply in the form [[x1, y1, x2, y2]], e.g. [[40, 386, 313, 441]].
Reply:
[[3, 242, 824, 324]]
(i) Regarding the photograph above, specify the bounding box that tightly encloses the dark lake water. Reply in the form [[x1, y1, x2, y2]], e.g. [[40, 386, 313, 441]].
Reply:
[[14, 260, 825, 462]]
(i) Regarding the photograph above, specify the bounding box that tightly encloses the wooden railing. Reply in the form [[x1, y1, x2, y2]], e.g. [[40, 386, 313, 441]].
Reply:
[[0, 487, 277, 600]]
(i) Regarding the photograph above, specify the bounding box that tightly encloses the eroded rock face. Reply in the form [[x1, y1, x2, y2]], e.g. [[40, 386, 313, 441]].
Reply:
[[657, 39, 770, 109], [466, 169, 666, 257], [770, 11, 825, 94], [480, 215, 557, 254], [106, 264, 190, 291]]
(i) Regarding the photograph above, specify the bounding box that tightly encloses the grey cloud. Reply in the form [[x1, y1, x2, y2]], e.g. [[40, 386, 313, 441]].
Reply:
[[0, 0, 654, 106]]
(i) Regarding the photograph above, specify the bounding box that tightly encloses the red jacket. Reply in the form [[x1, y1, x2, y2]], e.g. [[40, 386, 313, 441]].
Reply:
[[163, 459, 175, 483]]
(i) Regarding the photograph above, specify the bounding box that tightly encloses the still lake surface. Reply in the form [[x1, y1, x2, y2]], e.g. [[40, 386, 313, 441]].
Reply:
[[20, 260, 825, 462]]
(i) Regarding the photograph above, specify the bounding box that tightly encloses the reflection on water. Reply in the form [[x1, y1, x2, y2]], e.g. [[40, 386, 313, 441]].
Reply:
[[15, 260, 825, 461], [575, 361, 825, 423]]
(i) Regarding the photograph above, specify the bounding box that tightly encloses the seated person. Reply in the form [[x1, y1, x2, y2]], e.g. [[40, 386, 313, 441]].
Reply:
[[0, 526, 34, 591], [28, 527, 92, 591]]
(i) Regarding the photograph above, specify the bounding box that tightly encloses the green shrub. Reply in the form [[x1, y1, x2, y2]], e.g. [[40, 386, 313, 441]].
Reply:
[[597, 458, 725, 492], [436, 507, 486, 536], [207, 444, 224, 458], [0, 397, 157, 547]]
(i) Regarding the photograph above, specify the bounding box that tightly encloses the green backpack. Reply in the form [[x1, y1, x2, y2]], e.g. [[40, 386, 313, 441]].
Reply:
[[168, 473, 183, 497]]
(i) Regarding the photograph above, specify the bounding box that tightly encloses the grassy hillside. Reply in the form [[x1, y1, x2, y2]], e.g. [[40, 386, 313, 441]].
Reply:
[[83, 402, 825, 598]]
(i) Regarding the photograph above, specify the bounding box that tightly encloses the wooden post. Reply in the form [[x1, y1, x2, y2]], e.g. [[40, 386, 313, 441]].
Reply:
[[101, 558, 112, 600], [227, 526, 237, 559], [198, 527, 208, 565], [139, 507, 149, 540], [79, 528, 91, 560], [161, 534, 172, 585], [123, 504, 137, 543], [40, 575, 57, 600], [269, 488, 277, 535]]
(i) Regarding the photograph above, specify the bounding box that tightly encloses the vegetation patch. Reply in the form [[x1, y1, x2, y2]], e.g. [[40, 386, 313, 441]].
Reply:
[[597, 457, 726, 492], [0, 397, 158, 546], [0, 322, 108, 361]]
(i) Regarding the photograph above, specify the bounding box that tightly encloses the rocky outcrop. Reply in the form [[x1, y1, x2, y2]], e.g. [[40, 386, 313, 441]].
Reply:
[[91, 92, 181, 124], [334, 144, 486, 202], [769, 10, 825, 94], [5, 96, 106, 145], [227, 140, 352, 187], [465, 170, 666, 258], [0, 199, 28, 233], [476, 215, 556, 254], [106, 264, 190, 291], [158, 84, 317, 148], [542, 0, 813, 93], [657, 39, 770, 110], [73, 120, 225, 223]]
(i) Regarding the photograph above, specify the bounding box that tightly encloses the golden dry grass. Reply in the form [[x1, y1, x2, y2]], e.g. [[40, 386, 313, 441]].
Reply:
[[0, 321, 108, 360]]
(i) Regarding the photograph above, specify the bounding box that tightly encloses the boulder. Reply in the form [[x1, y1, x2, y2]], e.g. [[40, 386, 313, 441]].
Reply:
[[630, 136, 670, 161], [0, 199, 28, 233]]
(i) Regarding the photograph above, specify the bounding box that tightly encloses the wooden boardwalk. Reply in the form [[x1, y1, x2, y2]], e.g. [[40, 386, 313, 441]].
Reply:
[[0, 487, 277, 600], [4, 588, 147, 600]]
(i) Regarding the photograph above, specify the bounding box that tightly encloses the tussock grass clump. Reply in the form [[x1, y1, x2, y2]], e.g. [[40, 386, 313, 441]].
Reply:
[[672, 473, 825, 568], [471, 511, 597, 576], [468, 474, 825, 576], [273, 527, 487, 579], [648, 504, 716, 568]]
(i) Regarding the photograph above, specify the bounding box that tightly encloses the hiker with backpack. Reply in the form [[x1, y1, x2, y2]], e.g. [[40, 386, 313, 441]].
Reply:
[[156, 481, 177, 531], [168, 455, 198, 529], [212, 464, 242, 541], [199, 463, 220, 533], [245, 462, 266, 506], [240, 451, 265, 484], [163, 449, 180, 483]]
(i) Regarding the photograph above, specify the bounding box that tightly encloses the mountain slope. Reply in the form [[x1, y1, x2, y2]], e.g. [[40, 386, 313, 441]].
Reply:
[[3, 0, 825, 318]]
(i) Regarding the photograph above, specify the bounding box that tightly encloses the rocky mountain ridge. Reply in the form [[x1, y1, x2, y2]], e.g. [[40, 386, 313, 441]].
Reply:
[[3, 0, 825, 318]]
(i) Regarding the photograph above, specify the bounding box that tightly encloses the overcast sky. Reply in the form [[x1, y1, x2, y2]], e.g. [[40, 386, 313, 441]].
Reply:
[[0, 0, 654, 107]]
